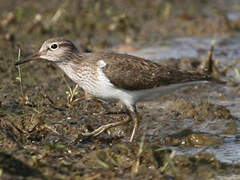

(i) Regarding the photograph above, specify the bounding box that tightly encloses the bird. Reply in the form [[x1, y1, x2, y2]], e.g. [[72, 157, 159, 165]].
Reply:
[[15, 37, 222, 142]]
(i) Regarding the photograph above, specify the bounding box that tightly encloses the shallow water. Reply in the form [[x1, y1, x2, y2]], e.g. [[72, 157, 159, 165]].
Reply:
[[120, 37, 240, 164], [123, 37, 240, 62]]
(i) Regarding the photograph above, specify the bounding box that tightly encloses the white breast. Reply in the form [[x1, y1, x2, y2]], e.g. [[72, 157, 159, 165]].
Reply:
[[57, 60, 135, 108]]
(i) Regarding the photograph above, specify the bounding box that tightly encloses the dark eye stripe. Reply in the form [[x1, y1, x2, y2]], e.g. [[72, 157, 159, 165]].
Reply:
[[59, 43, 71, 48]]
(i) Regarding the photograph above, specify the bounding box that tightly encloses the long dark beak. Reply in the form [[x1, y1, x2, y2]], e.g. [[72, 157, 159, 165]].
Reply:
[[15, 52, 41, 66]]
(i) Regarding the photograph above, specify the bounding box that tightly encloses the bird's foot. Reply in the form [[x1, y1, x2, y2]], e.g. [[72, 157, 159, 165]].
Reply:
[[82, 105, 140, 142], [82, 117, 131, 138]]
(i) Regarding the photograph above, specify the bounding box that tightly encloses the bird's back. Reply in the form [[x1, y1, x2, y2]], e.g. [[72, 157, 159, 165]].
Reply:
[[78, 52, 212, 91]]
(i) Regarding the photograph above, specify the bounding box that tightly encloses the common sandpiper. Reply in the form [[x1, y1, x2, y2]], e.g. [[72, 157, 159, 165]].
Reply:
[[16, 37, 222, 142]]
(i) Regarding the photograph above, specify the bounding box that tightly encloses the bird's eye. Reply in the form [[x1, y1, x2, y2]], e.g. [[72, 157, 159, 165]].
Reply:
[[50, 43, 58, 50]]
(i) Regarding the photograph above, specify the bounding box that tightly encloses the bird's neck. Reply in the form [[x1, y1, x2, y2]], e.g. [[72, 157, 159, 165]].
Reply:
[[56, 60, 81, 84]]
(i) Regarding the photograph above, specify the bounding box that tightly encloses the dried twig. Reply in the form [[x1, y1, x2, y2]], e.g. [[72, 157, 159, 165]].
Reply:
[[62, 75, 81, 106], [16, 48, 24, 97]]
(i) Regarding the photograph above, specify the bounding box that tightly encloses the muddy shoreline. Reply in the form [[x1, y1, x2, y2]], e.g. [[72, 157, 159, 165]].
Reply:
[[1, 0, 240, 179]]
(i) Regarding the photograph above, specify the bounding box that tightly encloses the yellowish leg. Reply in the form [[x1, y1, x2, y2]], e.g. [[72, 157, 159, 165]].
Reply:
[[129, 106, 139, 142], [82, 116, 131, 137], [82, 105, 140, 142], [84, 92, 93, 100]]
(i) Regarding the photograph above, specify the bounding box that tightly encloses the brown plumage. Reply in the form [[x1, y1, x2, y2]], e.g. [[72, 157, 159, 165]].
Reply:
[[69, 52, 212, 90], [98, 52, 211, 90]]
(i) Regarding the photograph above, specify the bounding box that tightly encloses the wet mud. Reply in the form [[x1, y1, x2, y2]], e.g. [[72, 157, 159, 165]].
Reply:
[[0, 0, 240, 179]]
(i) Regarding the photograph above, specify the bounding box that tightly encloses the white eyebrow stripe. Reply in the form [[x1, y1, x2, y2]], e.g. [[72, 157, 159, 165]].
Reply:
[[58, 42, 67, 45]]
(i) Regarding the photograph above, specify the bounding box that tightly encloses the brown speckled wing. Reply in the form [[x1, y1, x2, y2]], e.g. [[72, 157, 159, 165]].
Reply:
[[97, 52, 211, 90]]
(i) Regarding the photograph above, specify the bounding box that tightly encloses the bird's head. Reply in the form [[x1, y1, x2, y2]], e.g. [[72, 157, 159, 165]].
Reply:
[[15, 37, 79, 65]]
